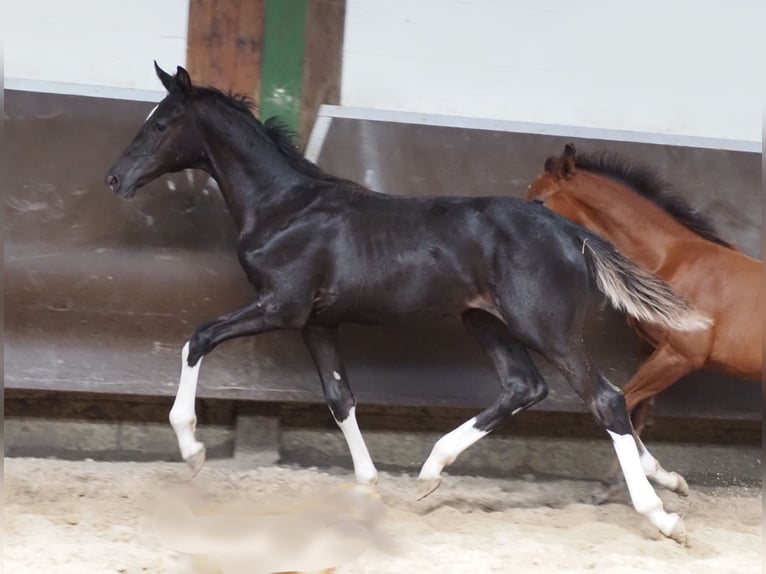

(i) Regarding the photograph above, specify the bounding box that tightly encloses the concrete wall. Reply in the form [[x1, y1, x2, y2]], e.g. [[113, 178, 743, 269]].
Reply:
[[5, 392, 761, 486], [341, 0, 761, 143]]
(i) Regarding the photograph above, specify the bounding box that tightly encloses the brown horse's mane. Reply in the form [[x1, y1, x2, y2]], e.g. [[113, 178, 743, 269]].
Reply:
[[574, 152, 734, 249]]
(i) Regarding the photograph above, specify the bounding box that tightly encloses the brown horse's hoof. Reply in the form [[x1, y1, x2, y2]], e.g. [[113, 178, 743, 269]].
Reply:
[[185, 446, 206, 477], [671, 472, 689, 497], [416, 478, 442, 501]]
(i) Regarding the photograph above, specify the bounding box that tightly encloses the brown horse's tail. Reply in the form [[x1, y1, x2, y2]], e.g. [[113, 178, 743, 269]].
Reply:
[[580, 233, 712, 332]]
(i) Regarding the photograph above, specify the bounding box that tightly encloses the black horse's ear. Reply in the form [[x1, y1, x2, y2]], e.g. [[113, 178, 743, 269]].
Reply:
[[175, 66, 192, 93], [154, 61, 176, 93], [563, 143, 577, 158]]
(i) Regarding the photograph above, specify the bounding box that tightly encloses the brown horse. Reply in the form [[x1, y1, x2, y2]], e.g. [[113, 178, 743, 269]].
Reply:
[[526, 143, 762, 502]]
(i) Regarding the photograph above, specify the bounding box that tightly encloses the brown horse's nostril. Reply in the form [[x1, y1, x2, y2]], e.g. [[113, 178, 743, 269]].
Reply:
[[106, 174, 120, 191]]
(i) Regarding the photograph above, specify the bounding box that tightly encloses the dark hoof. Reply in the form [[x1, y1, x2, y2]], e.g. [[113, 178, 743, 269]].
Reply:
[[185, 446, 206, 477], [671, 472, 690, 497], [416, 478, 442, 501]]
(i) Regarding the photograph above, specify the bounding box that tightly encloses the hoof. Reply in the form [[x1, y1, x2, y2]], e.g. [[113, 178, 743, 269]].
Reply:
[[671, 472, 689, 497], [665, 514, 688, 546], [356, 472, 379, 487], [416, 478, 441, 501], [185, 445, 206, 476]]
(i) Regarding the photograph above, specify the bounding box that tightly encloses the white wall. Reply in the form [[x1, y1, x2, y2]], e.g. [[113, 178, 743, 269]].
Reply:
[[5, 0, 188, 97], [341, 0, 761, 143], [6, 0, 760, 142]]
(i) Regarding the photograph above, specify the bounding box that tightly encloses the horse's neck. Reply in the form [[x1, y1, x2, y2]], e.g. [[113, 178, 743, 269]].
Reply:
[[573, 174, 700, 271], [199, 114, 307, 232]]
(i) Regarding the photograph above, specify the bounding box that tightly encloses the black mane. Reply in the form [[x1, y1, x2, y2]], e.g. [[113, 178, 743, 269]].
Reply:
[[197, 86, 257, 116], [574, 152, 733, 248], [262, 118, 372, 193], [196, 86, 370, 193]]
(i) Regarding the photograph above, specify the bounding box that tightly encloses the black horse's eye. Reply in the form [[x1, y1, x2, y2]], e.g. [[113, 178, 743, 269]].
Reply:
[[154, 122, 166, 132]]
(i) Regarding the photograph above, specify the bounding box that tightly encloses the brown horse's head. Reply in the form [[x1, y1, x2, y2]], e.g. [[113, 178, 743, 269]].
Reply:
[[525, 143, 588, 225]]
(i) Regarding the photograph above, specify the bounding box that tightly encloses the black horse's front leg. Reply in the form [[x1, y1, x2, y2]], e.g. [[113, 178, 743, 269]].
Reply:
[[187, 296, 308, 366], [301, 324, 378, 485], [170, 294, 310, 475]]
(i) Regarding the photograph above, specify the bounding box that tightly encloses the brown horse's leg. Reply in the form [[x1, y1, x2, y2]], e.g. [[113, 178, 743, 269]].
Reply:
[[586, 344, 703, 505], [631, 397, 655, 435]]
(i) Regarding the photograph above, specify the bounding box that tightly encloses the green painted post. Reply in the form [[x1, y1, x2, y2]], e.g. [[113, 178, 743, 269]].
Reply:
[[260, 0, 308, 134]]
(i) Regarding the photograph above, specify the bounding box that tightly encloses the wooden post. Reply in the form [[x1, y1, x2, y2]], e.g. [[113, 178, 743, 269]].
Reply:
[[186, 0, 265, 104], [187, 0, 345, 148], [299, 0, 346, 148]]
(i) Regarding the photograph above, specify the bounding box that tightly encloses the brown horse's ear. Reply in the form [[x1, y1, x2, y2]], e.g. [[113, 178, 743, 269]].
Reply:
[[561, 143, 577, 177], [543, 144, 577, 178]]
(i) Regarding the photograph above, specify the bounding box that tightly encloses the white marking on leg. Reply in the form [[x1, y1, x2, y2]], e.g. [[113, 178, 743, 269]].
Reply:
[[334, 406, 378, 485], [636, 436, 688, 494], [144, 104, 159, 123], [419, 417, 488, 481], [608, 430, 683, 538], [166, 180, 176, 191], [169, 342, 205, 461], [332, 370, 342, 380]]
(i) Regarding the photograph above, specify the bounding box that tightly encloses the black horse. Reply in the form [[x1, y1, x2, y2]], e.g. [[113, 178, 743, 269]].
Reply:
[[106, 64, 708, 544]]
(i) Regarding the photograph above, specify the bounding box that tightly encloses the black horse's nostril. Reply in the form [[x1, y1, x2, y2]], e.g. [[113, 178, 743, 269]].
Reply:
[[106, 174, 120, 191]]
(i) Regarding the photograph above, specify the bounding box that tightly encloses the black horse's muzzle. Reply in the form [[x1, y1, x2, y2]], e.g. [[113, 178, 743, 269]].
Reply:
[[106, 173, 120, 192], [105, 167, 140, 198]]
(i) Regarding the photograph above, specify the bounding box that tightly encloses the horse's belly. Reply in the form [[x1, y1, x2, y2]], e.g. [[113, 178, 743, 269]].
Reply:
[[310, 276, 474, 325], [313, 297, 470, 325]]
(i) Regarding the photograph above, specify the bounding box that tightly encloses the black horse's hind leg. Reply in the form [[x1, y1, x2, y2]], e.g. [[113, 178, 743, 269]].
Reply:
[[544, 348, 686, 543], [170, 295, 309, 474], [301, 324, 378, 485], [417, 310, 548, 499], [462, 310, 549, 426], [587, 400, 655, 505], [587, 398, 688, 506]]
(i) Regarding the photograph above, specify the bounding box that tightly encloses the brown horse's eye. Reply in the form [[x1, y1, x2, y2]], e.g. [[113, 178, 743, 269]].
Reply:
[[154, 123, 166, 132]]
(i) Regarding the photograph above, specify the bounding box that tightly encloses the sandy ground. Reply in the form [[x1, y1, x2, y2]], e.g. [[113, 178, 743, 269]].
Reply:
[[5, 457, 762, 574]]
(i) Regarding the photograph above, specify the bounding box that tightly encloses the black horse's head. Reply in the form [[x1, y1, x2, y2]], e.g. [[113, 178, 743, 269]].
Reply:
[[105, 63, 206, 198]]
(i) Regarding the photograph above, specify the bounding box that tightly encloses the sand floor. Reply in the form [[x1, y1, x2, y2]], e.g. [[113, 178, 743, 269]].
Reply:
[[4, 457, 762, 574]]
